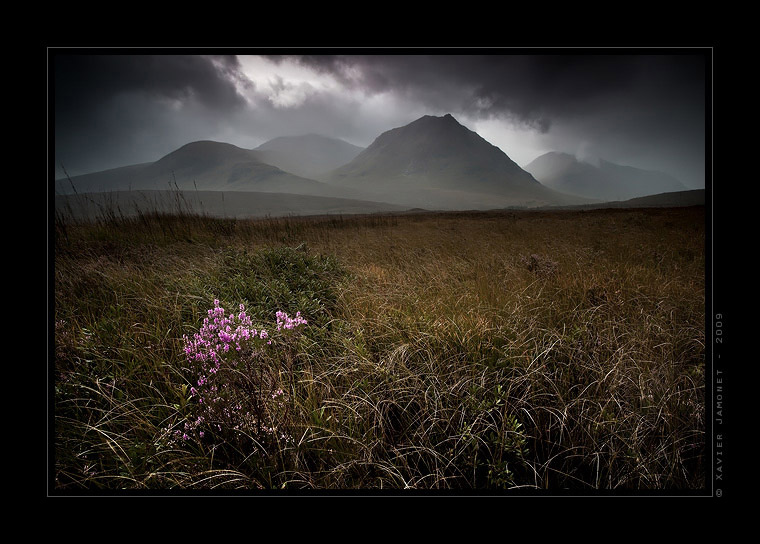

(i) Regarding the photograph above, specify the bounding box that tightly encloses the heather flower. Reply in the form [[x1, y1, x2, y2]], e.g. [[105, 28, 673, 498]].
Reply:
[[276, 310, 308, 331], [177, 300, 306, 449]]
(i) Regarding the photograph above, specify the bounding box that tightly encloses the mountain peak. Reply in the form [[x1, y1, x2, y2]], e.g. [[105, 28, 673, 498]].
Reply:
[[417, 113, 458, 124], [324, 113, 566, 208]]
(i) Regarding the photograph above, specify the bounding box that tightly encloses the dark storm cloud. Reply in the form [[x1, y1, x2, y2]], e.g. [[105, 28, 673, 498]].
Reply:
[[54, 54, 246, 116], [53, 54, 250, 175], [289, 53, 704, 131]]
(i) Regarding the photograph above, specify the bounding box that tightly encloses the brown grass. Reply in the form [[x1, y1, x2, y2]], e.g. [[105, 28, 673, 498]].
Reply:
[[52, 206, 706, 491]]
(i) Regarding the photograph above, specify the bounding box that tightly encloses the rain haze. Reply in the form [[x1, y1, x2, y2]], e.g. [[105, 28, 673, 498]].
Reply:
[[52, 50, 707, 190]]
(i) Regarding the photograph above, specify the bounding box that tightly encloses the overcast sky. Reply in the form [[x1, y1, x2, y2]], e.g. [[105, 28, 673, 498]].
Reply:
[[52, 50, 708, 188]]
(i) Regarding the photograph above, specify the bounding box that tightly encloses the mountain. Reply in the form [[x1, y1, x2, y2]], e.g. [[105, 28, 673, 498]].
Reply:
[[55, 141, 355, 199], [322, 114, 586, 209], [253, 134, 364, 179], [524, 152, 689, 201]]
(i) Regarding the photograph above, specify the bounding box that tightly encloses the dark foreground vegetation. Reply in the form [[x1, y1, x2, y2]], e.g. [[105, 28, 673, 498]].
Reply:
[[52, 204, 706, 492]]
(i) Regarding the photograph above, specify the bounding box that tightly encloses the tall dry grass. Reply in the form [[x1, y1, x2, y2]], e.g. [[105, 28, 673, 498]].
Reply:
[[52, 205, 705, 491]]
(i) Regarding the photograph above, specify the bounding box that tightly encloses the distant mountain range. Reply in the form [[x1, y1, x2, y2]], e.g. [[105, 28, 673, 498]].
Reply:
[[523, 152, 688, 201], [254, 134, 364, 179], [55, 114, 699, 217]]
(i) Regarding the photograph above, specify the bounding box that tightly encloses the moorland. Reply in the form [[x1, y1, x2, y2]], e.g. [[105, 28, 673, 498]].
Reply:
[[52, 203, 706, 492]]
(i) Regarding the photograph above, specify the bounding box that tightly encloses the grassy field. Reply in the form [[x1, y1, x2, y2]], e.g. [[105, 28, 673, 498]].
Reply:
[[51, 205, 706, 492]]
